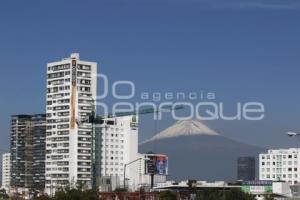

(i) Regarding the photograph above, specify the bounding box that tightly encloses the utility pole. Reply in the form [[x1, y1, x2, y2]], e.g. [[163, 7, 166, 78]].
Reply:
[[150, 174, 154, 189]]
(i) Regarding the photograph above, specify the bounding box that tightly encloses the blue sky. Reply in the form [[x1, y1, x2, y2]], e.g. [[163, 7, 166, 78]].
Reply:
[[0, 0, 300, 151]]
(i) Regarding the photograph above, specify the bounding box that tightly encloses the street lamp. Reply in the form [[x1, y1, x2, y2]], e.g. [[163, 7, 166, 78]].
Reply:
[[287, 132, 300, 137], [123, 158, 150, 190], [286, 131, 300, 149]]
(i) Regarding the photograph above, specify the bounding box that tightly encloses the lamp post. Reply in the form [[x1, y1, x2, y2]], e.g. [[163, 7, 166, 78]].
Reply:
[[287, 132, 300, 149], [123, 158, 148, 190]]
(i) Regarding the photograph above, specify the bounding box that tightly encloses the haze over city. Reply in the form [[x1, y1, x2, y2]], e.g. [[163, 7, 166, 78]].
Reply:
[[1, 0, 300, 151], [1, 1, 300, 200]]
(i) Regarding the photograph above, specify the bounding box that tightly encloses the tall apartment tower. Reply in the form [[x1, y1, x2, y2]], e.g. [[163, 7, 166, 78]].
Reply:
[[237, 156, 255, 181], [32, 114, 47, 192], [2, 153, 11, 192], [10, 114, 46, 197], [95, 115, 139, 191], [45, 53, 97, 194]]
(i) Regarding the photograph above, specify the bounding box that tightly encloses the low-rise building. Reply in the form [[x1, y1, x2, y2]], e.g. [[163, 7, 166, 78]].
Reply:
[[154, 180, 240, 191], [242, 181, 292, 200]]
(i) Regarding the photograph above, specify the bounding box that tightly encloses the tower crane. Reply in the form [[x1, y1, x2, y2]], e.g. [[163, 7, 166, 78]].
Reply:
[[76, 104, 185, 190]]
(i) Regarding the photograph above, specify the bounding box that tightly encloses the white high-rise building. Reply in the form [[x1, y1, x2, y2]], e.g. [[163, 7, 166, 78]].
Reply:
[[95, 116, 168, 191], [2, 153, 11, 192], [95, 115, 139, 191], [45, 53, 97, 194], [259, 148, 300, 185]]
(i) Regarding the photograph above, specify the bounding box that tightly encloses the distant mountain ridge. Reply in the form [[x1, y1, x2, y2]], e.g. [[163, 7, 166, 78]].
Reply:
[[139, 119, 264, 181]]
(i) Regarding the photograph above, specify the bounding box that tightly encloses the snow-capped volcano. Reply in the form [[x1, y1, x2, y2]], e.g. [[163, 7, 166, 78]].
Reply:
[[142, 119, 220, 143], [139, 119, 264, 181]]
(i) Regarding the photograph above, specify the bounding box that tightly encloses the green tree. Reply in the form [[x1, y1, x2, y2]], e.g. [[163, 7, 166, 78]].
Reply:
[[0, 189, 9, 200], [35, 195, 53, 200], [114, 187, 128, 192], [264, 194, 275, 200], [159, 190, 177, 200], [197, 188, 255, 200], [224, 189, 255, 200], [197, 189, 222, 200], [53, 188, 98, 200]]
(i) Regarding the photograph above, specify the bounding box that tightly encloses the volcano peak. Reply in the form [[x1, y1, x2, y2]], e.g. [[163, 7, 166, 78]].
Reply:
[[142, 119, 220, 143]]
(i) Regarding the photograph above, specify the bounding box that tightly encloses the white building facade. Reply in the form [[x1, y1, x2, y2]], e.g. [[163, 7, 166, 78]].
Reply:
[[259, 148, 300, 185], [45, 53, 97, 194], [94, 117, 168, 191], [2, 153, 11, 192], [95, 115, 139, 191]]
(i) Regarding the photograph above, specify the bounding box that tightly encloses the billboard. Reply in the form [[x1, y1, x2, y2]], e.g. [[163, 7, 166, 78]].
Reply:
[[145, 154, 168, 175], [242, 181, 272, 194]]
